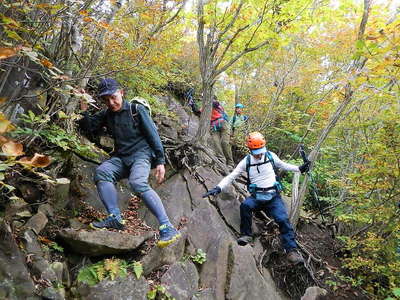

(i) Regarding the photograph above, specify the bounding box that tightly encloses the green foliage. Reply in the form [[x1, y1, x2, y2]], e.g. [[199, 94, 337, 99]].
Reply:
[[190, 248, 207, 265], [13, 111, 98, 159], [131, 261, 143, 279], [147, 285, 175, 300], [77, 258, 128, 286], [48, 242, 64, 252]]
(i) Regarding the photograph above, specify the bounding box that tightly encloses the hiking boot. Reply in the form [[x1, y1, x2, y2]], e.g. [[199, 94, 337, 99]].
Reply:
[[287, 249, 304, 265], [90, 214, 125, 230], [237, 235, 252, 246], [157, 225, 181, 248]]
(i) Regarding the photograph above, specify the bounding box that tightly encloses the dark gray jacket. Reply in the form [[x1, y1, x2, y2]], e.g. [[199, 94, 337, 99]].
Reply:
[[80, 100, 165, 167]]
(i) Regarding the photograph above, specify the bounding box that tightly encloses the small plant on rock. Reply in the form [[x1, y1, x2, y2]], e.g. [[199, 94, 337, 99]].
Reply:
[[147, 284, 175, 300], [190, 248, 207, 265]]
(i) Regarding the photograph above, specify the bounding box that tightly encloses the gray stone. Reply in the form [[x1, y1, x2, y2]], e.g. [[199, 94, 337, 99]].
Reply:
[[42, 287, 65, 300], [216, 195, 241, 233], [77, 275, 148, 300], [191, 288, 215, 300], [141, 229, 186, 276], [0, 221, 36, 299], [23, 211, 48, 234], [58, 229, 153, 256], [301, 286, 328, 300], [38, 203, 54, 217], [226, 244, 286, 300], [5, 197, 31, 218], [51, 262, 64, 283], [161, 260, 199, 300], [69, 218, 88, 230], [141, 173, 192, 228]]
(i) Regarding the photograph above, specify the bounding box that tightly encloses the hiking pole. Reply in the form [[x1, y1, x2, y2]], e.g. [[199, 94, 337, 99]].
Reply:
[[299, 145, 325, 223]]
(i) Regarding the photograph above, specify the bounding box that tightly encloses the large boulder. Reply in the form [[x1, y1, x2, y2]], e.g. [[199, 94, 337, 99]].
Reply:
[[161, 260, 199, 300], [77, 275, 148, 300], [58, 229, 153, 256], [140, 173, 192, 228], [140, 229, 186, 276], [225, 244, 286, 300], [0, 221, 38, 300]]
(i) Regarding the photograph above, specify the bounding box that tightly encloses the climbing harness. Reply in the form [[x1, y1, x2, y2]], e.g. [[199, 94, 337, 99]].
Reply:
[[245, 151, 283, 193]]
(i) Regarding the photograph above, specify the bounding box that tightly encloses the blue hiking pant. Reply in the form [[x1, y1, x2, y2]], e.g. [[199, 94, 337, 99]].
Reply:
[[93, 157, 171, 226], [240, 193, 297, 251]]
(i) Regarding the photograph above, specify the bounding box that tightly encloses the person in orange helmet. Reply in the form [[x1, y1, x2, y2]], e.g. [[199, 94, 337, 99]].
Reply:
[[203, 132, 310, 264]]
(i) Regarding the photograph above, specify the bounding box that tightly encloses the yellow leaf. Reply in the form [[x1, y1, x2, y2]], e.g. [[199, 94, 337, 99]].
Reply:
[[0, 114, 15, 134], [0, 97, 6, 104], [18, 153, 51, 168], [2, 141, 24, 157]]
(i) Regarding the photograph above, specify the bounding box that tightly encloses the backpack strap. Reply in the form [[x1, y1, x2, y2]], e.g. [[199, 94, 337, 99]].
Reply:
[[129, 103, 140, 126], [246, 153, 272, 187]]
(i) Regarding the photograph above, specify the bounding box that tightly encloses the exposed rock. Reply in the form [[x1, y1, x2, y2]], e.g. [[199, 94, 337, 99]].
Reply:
[[68, 218, 89, 230], [158, 95, 199, 140], [42, 287, 65, 300], [38, 203, 54, 217], [191, 288, 215, 300], [216, 195, 241, 233], [69, 154, 132, 213], [301, 286, 328, 300], [58, 229, 153, 256], [161, 260, 199, 300], [77, 275, 148, 300], [5, 197, 31, 218], [50, 262, 64, 283], [140, 173, 192, 228], [141, 229, 186, 276], [0, 221, 37, 299], [226, 244, 286, 300], [52, 178, 71, 210], [22, 230, 58, 283], [23, 211, 48, 234]]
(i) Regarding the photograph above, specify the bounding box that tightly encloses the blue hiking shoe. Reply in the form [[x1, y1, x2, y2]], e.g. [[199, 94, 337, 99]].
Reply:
[[90, 214, 125, 230], [157, 224, 181, 248]]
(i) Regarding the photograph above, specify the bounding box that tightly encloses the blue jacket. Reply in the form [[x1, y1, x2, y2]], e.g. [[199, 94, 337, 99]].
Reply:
[[80, 100, 165, 167]]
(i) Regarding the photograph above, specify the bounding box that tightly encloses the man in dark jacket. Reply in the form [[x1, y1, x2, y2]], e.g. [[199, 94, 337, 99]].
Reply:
[[79, 78, 180, 248]]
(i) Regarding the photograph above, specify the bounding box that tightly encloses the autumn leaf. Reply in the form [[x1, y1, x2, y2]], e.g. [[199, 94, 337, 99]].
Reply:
[[40, 58, 54, 68], [0, 97, 6, 104], [0, 47, 17, 60], [18, 153, 51, 168], [2, 141, 24, 157], [0, 136, 8, 146]]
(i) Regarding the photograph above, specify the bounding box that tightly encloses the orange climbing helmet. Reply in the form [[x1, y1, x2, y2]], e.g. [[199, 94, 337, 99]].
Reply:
[[246, 132, 266, 150]]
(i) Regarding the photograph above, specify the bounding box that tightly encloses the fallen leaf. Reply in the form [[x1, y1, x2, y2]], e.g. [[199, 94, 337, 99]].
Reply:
[[0, 47, 17, 60], [0, 135, 8, 145], [0, 97, 6, 104], [2, 140, 24, 156], [18, 153, 51, 168]]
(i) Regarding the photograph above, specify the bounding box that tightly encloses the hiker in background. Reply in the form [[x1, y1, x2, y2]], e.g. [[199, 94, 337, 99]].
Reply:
[[203, 132, 310, 264], [210, 97, 235, 168], [230, 103, 249, 135], [79, 78, 180, 248], [184, 87, 201, 116]]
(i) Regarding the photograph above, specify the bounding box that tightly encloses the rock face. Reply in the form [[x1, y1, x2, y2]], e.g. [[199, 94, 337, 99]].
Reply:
[[58, 229, 153, 256], [161, 261, 199, 300], [0, 221, 37, 300], [77, 275, 149, 300]]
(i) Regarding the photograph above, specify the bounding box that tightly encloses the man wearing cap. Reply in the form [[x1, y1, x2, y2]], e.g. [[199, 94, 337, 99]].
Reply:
[[230, 103, 249, 134], [79, 78, 180, 248], [202, 132, 310, 264]]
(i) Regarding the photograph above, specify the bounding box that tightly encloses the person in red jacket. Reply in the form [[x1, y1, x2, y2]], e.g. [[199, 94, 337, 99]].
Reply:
[[210, 98, 234, 168]]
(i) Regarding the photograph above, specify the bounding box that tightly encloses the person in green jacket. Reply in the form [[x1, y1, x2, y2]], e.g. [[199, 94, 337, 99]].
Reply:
[[230, 103, 249, 134]]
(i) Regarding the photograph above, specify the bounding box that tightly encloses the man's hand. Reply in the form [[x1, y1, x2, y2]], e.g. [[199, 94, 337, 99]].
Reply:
[[154, 164, 165, 184], [299, 161, 310, 173], [202, 186, 221, 198]]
